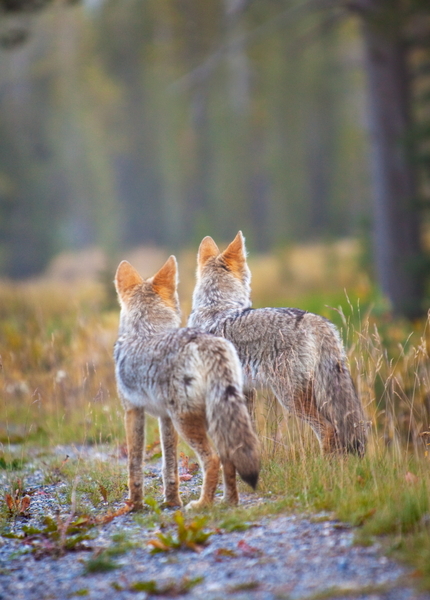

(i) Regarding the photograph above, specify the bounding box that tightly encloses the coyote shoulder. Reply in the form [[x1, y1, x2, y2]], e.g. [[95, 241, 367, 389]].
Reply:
[[114, 256, 260, 510], [188, 232, 368, 456]]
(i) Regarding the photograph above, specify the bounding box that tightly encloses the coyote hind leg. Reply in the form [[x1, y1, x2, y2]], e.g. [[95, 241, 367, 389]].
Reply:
[[221, 459, 239, 505], [289, 389, 340, 455], [175, 413, 220, 510]]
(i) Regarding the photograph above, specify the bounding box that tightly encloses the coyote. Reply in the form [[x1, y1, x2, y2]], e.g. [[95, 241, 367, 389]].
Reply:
[[114, 256, 260, 510], [188, 232, 367, 456]]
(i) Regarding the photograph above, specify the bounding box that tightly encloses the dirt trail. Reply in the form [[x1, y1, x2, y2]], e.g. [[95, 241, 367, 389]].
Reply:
[[1, 445, 429, 600]]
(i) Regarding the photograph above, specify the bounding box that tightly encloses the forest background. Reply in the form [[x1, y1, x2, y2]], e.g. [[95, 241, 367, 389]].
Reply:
[[1, 0, 429, 320]]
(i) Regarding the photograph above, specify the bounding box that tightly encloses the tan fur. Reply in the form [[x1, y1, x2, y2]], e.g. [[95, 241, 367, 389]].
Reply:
[[124, 406, 145, 509], [218, 231, 247, 278], [176, 413, 221, 509], [150, 255, 178, 310], [115, 260, 144, 304], [159, 417, 181, 506], [221, 460, 239, 505], [197, 236, 220, 273]]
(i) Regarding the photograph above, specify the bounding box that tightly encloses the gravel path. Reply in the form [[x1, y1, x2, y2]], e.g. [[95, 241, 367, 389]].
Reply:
[[1, 445, 429, 600]]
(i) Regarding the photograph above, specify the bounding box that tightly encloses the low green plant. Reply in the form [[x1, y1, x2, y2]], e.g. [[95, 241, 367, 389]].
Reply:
[[3, 514, 96, 558], [111, 576, 204, 595], [0, 456, 25, 470], [148, 510, 212, 553], [83, 532, 137, 574]]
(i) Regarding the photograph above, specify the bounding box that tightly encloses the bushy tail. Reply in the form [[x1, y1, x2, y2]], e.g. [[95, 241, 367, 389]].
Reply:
[[205, 352, 260, 488], [314, 330, 368, 456]]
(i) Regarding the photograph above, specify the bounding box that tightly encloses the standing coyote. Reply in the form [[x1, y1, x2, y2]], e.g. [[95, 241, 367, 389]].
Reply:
[[188, 232, 367, 456], [114, 256, 260, 510]]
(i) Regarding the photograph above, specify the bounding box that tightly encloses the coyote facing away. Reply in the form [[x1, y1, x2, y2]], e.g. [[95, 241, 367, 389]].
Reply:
[[114, 256, 260, 510], [188, 232, 368, 456]]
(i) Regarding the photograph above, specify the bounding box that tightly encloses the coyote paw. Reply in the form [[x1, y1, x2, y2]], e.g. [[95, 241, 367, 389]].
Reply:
[[184, 498, 211, 511], [162, 496, 183, 509], [222, 494, 239, 506]]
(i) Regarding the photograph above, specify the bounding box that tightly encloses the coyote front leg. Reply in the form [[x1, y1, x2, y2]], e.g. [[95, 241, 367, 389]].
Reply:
[[159, 416, 182, 507], [125, 406, 145, 509]]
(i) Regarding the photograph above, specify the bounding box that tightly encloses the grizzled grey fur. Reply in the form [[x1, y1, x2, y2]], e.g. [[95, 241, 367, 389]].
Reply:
[[188, 232, 368, 456]]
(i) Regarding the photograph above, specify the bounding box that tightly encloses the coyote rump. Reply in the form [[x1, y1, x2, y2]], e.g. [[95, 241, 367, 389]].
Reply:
[[188, 232, 368, 456], [114, 256, 260, 510]]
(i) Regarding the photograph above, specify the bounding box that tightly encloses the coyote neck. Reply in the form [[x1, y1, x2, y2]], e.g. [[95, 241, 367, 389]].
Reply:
[[119, 309, 180, 341]]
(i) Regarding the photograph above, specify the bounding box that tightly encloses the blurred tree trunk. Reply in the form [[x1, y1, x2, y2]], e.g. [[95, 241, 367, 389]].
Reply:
[[306, 25, 339, 237], [358, 0, 425, 318]]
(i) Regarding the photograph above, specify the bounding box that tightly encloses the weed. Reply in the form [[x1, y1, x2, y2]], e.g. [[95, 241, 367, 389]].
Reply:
[[83, 531, 137, 574], [144, 495, 162, 514], [230, 581, 260, 592], [148, 510, 212, 553], [0, 456, 25, 470], [219, 515, 251, 532], [83, 552, 117, 574], [4, 483, 31, 518], [127, 576, 204, 595], [3, 514, 96, 558]]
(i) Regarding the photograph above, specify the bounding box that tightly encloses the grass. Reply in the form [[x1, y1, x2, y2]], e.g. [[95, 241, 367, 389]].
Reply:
[[1, 240, 430, 588]]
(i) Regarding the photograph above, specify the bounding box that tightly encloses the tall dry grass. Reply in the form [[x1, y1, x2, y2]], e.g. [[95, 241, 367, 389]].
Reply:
[[1, 240, 429, 452]]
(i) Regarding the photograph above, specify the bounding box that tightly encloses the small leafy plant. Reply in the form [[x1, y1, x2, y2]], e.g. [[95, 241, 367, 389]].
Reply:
[[3, 514, 96, 558], [148, 510, 212, 553], [4, 491, 31, 517], [112, 576, 204, 594], [84, 532, 137, 574]]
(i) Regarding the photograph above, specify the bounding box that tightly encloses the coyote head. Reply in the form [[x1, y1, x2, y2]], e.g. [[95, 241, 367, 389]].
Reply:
[[115, 256, 181, 334], [192, 231, 252, 311]]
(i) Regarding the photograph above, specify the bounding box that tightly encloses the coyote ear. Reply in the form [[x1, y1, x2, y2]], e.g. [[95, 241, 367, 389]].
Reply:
[[151, 255, 178, 308], [221, 231, 247, 276], [115, 261, 143, 301], [197, 236, 220, 269]]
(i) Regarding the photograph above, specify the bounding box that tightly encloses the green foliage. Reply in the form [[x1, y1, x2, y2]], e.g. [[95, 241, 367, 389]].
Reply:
[[113, 576, 204, 595], [84, 532, 136, 574], [148, 511, 212, 553], [2, 514, 96, 558], [218, 514, 251, 532], [144, 495, 162, 515], [0, 456, 25, 470]]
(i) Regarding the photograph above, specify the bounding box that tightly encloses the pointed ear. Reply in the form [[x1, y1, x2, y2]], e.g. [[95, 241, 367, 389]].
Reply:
[[151, 255, 178, 308], [115, 260, 143, 301], [221, 231, 247, 275], [197, 236, 220, 269]]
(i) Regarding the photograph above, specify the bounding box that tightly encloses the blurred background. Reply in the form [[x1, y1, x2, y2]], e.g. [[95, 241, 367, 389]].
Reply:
[[0, 0, 429, 318], [1, 0, 430, 465]]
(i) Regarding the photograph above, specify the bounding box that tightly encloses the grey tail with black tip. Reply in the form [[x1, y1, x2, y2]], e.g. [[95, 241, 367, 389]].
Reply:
[[207, 382, 260, 490]]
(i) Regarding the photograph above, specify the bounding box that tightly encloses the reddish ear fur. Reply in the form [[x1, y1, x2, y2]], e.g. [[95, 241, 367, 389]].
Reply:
[[115, 261, 143, 301], [221, 231, 247, 277], [151, 255, 178, 309], [198, 236, 220, 269]]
